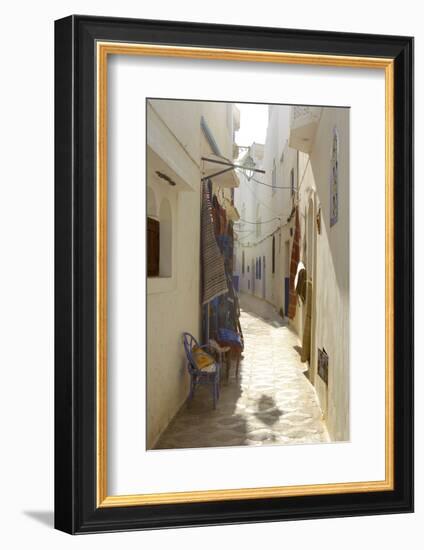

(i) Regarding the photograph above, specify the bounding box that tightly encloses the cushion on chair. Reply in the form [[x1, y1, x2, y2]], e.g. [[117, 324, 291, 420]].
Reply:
[[216, 328, 243, 352], [200, 363, 217, 373], [192, 346, 215, 370]]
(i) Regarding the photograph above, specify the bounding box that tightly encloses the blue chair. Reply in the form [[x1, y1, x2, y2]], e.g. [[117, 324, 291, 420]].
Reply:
[[183, 332, 220, 409]]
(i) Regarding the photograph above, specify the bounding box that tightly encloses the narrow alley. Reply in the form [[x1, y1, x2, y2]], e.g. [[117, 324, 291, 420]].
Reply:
[[148, 101, 349, 449], [155, 293, 328, 450]]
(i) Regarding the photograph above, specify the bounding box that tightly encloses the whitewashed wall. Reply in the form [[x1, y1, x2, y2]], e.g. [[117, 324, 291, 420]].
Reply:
[[291, 108, 350, 441], [147, 99, 237, 448], [147, 100, 201, 448]]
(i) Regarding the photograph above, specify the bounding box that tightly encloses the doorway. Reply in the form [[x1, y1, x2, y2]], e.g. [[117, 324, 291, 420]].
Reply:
[[305, 198, 324, 414], [284, 240, 290, 316]]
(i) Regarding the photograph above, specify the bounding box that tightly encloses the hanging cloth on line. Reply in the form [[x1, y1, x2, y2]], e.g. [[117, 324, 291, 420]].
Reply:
[[294, 261, 307, 303]]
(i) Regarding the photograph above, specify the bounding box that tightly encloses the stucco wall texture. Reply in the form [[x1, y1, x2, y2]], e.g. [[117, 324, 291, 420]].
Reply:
[[146, 100, 237, 448]]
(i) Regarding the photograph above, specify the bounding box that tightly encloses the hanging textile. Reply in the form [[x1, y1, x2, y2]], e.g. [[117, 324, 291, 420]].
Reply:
[[201, 183, 228, 304], [287, 207, 300, 319], [294, 261, 307, 303], [211, 194, 227, 237]]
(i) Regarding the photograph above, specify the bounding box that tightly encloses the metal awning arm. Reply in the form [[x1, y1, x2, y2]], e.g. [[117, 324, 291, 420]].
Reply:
[[201, 157, 266, 174], [201, 166, 234, 182]]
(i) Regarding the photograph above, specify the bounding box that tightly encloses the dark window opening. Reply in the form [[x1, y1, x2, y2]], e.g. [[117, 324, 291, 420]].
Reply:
[[272, 236, 275, 274], [147, 217, 160, 277], [290, 168, 295, 197], [242, 250, 245, 275]]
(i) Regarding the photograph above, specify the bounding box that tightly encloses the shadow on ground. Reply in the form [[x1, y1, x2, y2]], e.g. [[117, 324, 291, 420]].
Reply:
[[239, 297, 286, 328], [154, 373, 248, 450], [254, 394, 284, 426], [293, 344, 302, 357]]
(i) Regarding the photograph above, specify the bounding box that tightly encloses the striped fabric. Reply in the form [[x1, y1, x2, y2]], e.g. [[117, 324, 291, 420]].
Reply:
[[287, 207, 300, 319], [201, 183, 228, 304]]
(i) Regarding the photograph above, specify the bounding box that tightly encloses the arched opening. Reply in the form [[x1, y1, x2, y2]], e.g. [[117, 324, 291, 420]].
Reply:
[[241, 203, 246, 231], [159, 198, 172, 277], [330, 127, 339, 227], [147, 187, 158, 219], [304, 197, 318, 387], [256, 204, 261, 238], [306, 198, 314, 277], [147, 187, 159, 277], [290, 168, 295, 204]]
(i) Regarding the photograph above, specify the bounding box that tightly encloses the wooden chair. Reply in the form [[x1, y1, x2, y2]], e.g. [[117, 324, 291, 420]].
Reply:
[[216, 327, 243, 381], [209, 339, 231, 383]]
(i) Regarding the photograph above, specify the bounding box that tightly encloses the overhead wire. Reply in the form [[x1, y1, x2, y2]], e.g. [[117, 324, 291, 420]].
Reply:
[[217, 149, 313, 248], [234, 170, 282, 217], [233, 155, 312, 248], [243, 173, 293, 190], [235, 217, 281, 225]]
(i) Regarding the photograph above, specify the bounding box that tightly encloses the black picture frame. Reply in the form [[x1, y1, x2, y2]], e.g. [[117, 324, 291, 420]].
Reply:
[[55, 15, 414, 534]]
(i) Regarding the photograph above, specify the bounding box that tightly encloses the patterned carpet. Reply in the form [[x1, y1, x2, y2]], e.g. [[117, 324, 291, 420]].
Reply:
[[154, 293, 329, 450]]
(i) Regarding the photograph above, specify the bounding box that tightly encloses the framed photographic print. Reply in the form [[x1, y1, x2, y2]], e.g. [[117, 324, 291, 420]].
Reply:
[[54, 15, 414, 534]]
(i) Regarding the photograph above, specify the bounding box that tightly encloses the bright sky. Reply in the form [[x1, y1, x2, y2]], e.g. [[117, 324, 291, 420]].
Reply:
[[235, 103, 269, 150]]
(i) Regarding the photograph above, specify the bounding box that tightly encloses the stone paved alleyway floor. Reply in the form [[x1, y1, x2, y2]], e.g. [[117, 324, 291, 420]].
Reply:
[[154, 293, 329, 450]]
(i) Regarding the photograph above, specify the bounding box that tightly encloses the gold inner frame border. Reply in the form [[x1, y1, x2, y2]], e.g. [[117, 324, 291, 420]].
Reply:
[[96, 41, 394, 508]]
